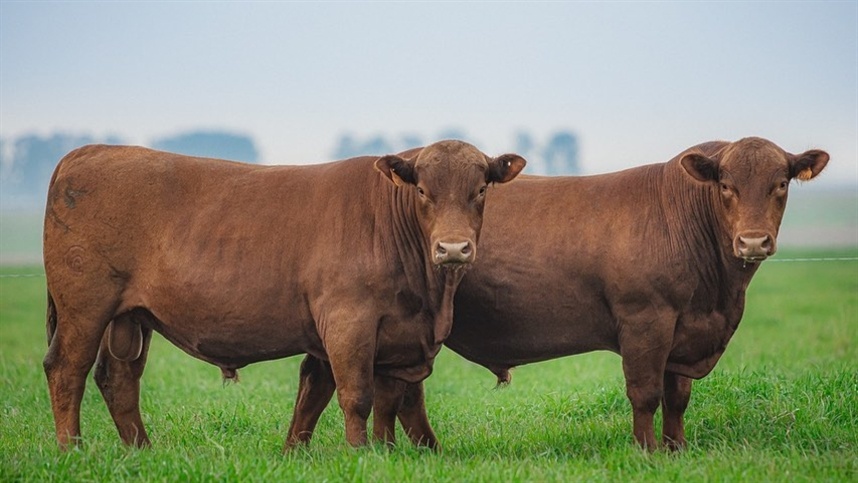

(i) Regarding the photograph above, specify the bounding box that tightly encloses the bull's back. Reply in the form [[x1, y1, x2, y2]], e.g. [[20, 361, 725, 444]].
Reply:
[[45, 145, 377, 273]]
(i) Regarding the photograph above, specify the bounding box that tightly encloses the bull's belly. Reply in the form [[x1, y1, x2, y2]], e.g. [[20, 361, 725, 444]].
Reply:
[[448, 335, 614, 370], [118, 267, 318, 365], [136, 303, 317, 369], [447, 312, 618, 369]]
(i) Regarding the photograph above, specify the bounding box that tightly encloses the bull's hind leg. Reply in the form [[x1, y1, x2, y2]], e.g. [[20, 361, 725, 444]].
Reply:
[[661, 371, 692, 451], [396, 382, 439, 450], [43, 300, 116, 449], [284, 354, 336, 450], [93, 311, 153, 447]]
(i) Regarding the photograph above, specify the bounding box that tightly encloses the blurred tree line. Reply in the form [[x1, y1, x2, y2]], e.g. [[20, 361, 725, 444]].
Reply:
[[333, 129, 579, 177], [0, 131, 258, 211]]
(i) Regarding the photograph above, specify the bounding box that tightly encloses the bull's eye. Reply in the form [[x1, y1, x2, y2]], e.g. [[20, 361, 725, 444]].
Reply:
[[720, 182, 730, 194], [417, 187, 425, 197], [779, 181, 789, 190], [478, 185, 487, 196]]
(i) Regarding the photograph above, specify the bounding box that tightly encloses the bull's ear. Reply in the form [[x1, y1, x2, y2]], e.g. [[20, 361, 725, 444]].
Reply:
[[375, 155, 417, 186], [789, 149, 829, 181], [680, 152, 720, 183], [487, 154, 526, 184]]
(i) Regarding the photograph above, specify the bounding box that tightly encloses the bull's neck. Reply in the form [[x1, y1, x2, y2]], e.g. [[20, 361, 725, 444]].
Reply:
[[382, 180, 464, 343], [661, 162, 758, 314]]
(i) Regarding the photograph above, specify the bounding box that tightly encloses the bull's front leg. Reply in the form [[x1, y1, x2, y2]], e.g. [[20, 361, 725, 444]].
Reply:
[[396, 381, 439, 450], [661, 371, 692, 451], [284, 354, 336, 451], [617, 304, 675, 451], [331, 365, 373, 447], [324, 320, 377, 447], [620, 356, 665, 450], [372, 375, 406, 445]]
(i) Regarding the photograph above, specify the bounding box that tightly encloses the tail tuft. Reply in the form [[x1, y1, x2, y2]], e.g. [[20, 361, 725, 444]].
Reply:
[[493, 368, 512, 388], [221, 367, 240, 385]]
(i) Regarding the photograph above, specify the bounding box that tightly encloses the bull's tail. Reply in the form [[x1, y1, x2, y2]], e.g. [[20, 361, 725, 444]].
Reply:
[[493, 368, 512, 388], [46, 290, 57, 347], [44, 151, 64, 350]]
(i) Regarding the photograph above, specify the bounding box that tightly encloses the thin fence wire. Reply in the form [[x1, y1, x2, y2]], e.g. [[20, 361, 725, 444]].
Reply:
[[1, 257, 856, 278]]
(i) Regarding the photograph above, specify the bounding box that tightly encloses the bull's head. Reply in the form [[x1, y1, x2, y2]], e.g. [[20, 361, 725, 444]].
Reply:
[[680, 137, 829, 263], [375, 140, 525, 269]]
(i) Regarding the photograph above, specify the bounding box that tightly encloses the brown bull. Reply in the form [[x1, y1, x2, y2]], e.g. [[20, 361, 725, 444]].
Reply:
[[290, 137, 828, 450], [42, 140, 525, 450]]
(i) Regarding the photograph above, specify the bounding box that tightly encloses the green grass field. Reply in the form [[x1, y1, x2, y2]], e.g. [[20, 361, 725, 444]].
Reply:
[[1, 249, 856, 481]]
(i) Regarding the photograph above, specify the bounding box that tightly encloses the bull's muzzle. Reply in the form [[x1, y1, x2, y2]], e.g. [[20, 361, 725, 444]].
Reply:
[[434, 240, 474, 265], [735, 233, 775, 262]]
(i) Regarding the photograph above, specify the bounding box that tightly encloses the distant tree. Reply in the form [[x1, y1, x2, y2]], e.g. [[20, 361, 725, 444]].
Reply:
[[333, 130, 476, 161], [514, 131, 537, 173], [436, 128, 470, 144], [361, 136, 393, 156], [514, 131, 535, 156], [333, 134, 360, 159], [151, 131, 259, 163], [399, 134, 423, 152], [332, 133, 395, 159], [543, 131, 580, 175]]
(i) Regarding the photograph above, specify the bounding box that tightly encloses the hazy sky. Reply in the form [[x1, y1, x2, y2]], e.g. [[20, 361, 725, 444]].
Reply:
[[2, 1, 856, 185]]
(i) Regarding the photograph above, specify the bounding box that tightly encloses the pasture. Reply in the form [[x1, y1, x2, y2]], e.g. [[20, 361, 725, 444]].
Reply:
[[1, 248, 856, 481]]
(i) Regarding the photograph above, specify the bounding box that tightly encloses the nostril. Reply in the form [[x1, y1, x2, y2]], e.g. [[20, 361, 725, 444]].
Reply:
[[461, 243, 472, 255], [435, 245, 447, 255], [761, 236, 773, 252]]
